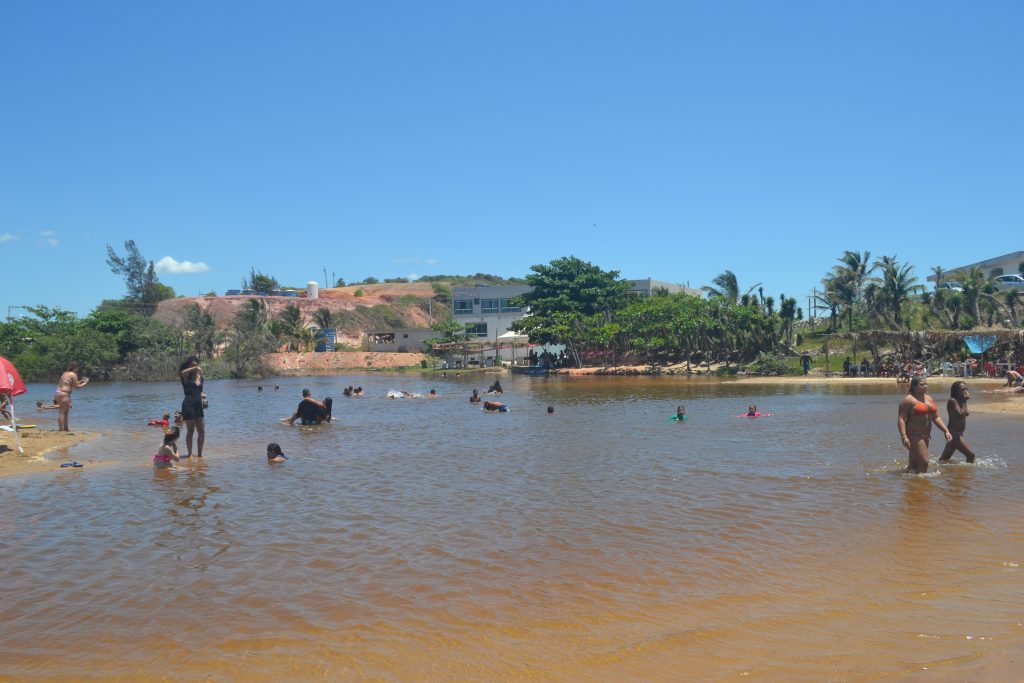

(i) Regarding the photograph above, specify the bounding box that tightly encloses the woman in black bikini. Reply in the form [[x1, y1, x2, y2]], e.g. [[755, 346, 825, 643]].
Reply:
[[179, 356, 205, 458], [938, 381, 975, 464]]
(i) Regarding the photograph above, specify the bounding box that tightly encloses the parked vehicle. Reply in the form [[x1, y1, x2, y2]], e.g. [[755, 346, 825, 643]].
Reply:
[[991, 274, 1024, 291], [937, 281, 964, 292]]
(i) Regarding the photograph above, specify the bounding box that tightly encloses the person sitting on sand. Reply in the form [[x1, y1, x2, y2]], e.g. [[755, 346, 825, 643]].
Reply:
[[469, 389, 481, 403], [938, 381, 975, 464], [267, 443, 288, 463], [153, 427, 180, 470], [173, 410, 184, 427], [1006, 369, 1023, 387], [286, 389, 332, 425], [483, 400, 508, 412]]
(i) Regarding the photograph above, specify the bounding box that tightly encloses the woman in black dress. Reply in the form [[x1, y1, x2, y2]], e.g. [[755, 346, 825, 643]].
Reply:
[[179, 356, 205, 458]]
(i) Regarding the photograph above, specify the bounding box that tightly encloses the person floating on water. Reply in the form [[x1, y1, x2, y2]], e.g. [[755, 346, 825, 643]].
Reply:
[[286, 389, 332, 425], [938, 381, 975, 464], [898, 376, 952, 474], [266, 443, 287, 463], [483, 400, 508, 412], [153, 427, 180, 470], [469, 389, 481, 403]]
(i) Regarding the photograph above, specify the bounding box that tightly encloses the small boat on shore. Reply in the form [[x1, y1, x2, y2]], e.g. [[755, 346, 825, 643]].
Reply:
[[510, 365, 549, 376]]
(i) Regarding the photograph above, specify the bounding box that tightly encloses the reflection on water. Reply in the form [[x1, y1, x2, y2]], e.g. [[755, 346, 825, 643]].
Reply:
[[1, 376, 1022, 680]]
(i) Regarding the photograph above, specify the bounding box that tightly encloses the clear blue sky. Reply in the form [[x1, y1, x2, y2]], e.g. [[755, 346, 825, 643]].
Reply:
[[2, 1, 1021, 317]]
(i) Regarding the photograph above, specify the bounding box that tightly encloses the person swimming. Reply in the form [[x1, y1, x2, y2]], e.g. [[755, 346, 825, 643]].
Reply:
[[469, 389, 481, 403], [746, 404, 758, 417], [148, 412, 171, 428], [266, 443, 287, 463], [483, 400, 508, 412], [675, 404, 687, 420]]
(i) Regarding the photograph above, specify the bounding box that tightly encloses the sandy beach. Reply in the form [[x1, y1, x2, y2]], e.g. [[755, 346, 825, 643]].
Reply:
[[0, 428, 98, 479]]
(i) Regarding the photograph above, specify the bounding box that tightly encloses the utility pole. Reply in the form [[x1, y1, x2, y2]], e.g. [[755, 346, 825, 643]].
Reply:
[[323, 268, 328, 289]]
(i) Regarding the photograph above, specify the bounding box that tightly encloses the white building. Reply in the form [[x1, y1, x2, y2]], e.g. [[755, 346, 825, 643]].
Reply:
[[928, 250, 1024, 283]]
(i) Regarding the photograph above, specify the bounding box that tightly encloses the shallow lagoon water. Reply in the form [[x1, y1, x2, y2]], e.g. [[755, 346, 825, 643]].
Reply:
[[2, 375, 1022, 680]]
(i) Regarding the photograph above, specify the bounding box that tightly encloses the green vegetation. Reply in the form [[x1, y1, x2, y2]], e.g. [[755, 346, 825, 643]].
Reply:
[[242, 268, 279, 295], [105, 240, 175, 314]]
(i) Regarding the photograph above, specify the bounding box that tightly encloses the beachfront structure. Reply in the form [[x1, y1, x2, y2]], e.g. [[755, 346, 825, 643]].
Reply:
[[451, 285, 532, 342], [365, 328, 435, 353], [927, 250, 1024, 284], [627, 278, 703, 298]]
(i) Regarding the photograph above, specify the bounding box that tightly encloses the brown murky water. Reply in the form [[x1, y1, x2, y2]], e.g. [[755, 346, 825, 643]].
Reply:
[[2, 376, 1022, 680]]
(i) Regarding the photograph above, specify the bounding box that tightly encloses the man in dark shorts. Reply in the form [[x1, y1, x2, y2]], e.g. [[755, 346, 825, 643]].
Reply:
[[287, 389, 332, 425]]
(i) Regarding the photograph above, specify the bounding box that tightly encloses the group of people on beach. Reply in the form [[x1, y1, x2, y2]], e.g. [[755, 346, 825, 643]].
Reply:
[[31, 350, 1022, 476]]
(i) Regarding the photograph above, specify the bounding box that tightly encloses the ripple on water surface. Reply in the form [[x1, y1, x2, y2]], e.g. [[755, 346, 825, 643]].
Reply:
[[2, 377, 1023, 680]]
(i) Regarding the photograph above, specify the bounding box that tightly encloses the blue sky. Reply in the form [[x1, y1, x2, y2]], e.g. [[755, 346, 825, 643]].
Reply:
[[1, 1, 1021, 316]]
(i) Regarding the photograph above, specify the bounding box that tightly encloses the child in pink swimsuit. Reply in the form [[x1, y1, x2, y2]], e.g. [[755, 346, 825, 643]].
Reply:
[[153, 427, 180, 470]]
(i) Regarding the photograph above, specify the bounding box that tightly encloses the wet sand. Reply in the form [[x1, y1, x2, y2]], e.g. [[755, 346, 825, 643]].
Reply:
[[0, 428, 98, 478]]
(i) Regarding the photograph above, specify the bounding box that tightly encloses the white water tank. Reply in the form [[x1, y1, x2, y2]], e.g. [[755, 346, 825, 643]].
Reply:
[[306, 281, 319, 299]]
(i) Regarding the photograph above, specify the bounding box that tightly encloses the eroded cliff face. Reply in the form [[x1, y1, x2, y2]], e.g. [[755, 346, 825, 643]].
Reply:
[[154, 282, 439, 347]]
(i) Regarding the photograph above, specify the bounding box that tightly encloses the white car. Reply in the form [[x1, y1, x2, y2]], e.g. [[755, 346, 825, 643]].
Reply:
[[992, 274, 1024, 291], [937, 281, 964, 292]]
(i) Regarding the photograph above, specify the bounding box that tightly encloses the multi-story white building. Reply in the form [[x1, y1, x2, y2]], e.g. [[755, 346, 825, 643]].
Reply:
[[450, 285, 532, 341], [928, 250, 1024, 284]]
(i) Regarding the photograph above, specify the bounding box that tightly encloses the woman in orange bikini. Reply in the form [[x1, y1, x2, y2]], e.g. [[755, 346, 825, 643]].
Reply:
[[897, 377, 952, 473]]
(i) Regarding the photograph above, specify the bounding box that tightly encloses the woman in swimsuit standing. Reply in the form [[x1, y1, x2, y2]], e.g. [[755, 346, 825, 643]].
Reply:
[[54, 362, 89, 431], [897, 376, 952, 473], [178, 356, 205, 458], [938, 381, 975, 464]]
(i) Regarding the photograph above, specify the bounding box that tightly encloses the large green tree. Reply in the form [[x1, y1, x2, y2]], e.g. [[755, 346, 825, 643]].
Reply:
[[510, 256, 630, 367]]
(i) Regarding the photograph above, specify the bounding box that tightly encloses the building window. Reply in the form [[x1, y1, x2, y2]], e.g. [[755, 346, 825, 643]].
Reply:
[[481, 299, 499, 313], [500, 298, 521, 312], [454, 300, 473, 315], [464, 323, 488, 337]]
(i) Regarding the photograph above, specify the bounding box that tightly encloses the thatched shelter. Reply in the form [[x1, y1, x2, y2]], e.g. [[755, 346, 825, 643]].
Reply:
[[830, 328, 1024, 365]]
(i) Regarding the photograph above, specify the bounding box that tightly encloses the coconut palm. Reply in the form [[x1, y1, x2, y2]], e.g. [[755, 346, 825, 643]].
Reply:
[[703, 270, 760, 304], [831, 250, 877, 332], [274, 304, 307, 351], [930, 265, 945, 288], [312, 307, 334, 330], [874, 255, 922, 328]]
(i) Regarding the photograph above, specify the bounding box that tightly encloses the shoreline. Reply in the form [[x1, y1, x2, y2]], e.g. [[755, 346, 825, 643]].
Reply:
[[0, 428, 99, 479]]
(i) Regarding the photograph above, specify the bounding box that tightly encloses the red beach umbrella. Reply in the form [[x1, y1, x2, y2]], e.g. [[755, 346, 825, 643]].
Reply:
[[0, 355, 28, 454], [0, 355, 27, 397]]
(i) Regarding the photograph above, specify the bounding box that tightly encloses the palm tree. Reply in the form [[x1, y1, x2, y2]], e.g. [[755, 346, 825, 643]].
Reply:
[[703, 270, 760, 304], [275, 304, 306, 351], [875, 256, 922, 327], [832, 250, 876, 332], [312, 307, 334, 330], [930, 265, 945, 289]]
